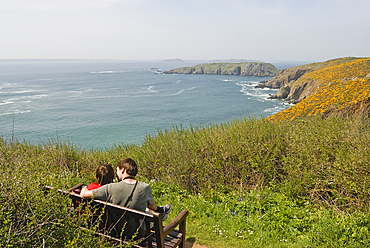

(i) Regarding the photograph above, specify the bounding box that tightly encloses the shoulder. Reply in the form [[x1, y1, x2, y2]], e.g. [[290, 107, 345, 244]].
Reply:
[[92, 183, 110, 194], [136, 181, 152, 194], [137, 181, 150, 188], [87, 182, 100, 190]]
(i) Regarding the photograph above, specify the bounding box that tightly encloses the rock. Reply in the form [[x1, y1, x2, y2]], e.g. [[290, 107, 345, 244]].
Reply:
[[262, 67, 314, 89]]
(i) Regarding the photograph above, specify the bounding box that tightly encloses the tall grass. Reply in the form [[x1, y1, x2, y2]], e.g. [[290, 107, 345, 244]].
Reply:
[[1, 115, 370, 247], [128, 116, 370, 212]]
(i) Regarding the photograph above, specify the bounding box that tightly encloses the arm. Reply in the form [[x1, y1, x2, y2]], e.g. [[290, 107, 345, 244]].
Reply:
[[147, 199, 158, 212], [80, 186, 94, 199]]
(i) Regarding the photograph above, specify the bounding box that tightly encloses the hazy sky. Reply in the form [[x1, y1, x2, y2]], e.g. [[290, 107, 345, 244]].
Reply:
[[1, 0, 369, 62]]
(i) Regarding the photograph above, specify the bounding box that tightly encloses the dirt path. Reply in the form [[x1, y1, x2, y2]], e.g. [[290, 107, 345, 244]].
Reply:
[[186, 241, 212, 248]]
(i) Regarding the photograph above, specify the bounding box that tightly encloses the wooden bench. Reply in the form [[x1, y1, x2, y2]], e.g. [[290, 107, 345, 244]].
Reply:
[[46, 184, 188, 248]]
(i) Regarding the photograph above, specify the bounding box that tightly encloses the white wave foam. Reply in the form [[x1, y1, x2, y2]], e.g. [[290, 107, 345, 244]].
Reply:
[[28, 94, 49, 99], [147, 86, 158, 93], [264, 105, 286, 114], [144, 81, 162, 86], [12, 89, 40, 94], [259, 93, 271, 98], [236, 81, 259, 86], [90, 70, 129, 74], [170, 87, 196, 96], [238, 85, 274, 103], [0, 100, 14, 106], [1, 83, 17, 87], [0, 110, 31, 116], [34, 78, 54, 82]]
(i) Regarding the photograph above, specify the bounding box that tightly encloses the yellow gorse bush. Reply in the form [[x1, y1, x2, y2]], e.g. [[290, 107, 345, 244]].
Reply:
[[269, 58, 370, 122]]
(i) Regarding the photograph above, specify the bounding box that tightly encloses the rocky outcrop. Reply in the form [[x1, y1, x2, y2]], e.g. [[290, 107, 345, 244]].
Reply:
[[260, 66, 316, 103], [256, 67, 314, 89], [259, 57, 369, 104], [163, 62, 280, 77]]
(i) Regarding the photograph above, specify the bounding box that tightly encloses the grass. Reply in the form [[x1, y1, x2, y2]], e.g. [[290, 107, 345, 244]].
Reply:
[[152, 182, 370, 247], [1, 115, 370, 247]]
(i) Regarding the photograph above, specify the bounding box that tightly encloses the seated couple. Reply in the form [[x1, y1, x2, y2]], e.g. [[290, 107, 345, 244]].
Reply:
[[80, 158, 171, 221]]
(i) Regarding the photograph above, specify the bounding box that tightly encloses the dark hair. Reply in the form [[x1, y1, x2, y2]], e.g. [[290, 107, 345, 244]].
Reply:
[[117, 158, 138, 177], [95, 164, 114, 185]]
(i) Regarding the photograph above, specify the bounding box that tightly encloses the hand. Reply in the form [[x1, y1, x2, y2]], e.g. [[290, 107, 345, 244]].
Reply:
[[80, 186, 93, 199]]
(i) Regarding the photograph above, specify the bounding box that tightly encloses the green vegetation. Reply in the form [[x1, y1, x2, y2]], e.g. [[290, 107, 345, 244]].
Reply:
[[1, 115, 370, 247]]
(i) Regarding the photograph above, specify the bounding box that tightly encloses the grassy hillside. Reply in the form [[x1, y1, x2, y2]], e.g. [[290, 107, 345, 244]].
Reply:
[[269, 58, 370, 121], [1, 115, 370, 247]]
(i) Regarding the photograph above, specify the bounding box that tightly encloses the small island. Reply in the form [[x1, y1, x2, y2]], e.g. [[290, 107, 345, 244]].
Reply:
[[163, 62, 280, 77], [162, 58, 185, 62]]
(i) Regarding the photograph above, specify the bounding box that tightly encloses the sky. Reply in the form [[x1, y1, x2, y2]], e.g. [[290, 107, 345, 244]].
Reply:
[[0, 0, 369, 62]]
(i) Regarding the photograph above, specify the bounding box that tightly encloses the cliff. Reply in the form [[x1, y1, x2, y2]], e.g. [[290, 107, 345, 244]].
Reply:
[[258, 57, 367, 104], [267, 58, 370, 122], [163, 62, 280, 77]]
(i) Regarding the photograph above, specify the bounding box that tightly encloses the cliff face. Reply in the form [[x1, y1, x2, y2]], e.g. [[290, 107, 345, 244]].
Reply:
[[163, 62, 280, 77], [256, 67, 314, 89], [267, 58, 370, 122], [259, 57, 369, 104]]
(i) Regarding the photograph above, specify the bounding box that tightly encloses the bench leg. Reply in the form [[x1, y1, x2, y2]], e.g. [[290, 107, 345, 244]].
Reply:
[[179, 218, 186, 248]]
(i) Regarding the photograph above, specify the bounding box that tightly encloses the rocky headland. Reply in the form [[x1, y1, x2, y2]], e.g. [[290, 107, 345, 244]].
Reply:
[[163, 62, 280, 77], [257, 57, 369, 104], [266, 57, 370, 122], [256, 65, 316, 103]]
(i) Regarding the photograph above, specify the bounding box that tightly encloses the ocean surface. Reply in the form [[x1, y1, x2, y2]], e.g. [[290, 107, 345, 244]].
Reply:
[[0, 60, 291, 150]]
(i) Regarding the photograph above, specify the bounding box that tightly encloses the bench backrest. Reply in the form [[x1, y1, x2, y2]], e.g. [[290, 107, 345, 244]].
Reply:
[[46, 186, 188, 248]]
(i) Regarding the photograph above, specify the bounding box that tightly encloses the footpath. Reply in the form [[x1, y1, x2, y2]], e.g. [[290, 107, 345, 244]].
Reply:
[[186, 241, 211, 248]]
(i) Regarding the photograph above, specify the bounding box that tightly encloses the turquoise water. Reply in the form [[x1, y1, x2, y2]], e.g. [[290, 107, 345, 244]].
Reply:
[[0, 60, 289, 150]]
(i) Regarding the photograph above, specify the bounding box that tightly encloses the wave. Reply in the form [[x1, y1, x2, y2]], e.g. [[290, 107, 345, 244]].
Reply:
[[27, 94, 49, 99], [90, 70, 129, 74], [0, 110, 31, 116], [237, 81, 279, 102], [170, 87, 196, 96], [264, 105, 287, 114], [236, 81, 258, 87], [10, 89, 40, 94], [0, 100, 14, 106], [0, 83, 17, 87], [0, 94, 48, 105], [147, 85, 158, 93]]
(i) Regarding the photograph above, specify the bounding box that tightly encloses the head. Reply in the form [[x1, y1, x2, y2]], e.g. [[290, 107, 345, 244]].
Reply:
[[95, 164, 115, 186], [116, 158, 138, 181]]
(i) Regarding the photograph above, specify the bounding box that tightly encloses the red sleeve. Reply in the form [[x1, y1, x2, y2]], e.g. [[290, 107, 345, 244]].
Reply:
[[87, 182, 101, 190]]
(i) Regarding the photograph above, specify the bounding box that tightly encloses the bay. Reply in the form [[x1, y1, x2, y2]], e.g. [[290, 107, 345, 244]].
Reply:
[[0, 60, 290, 150]]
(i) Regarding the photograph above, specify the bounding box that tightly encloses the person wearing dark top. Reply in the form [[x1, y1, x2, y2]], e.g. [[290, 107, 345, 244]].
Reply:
[[81, 158, 171, 220]]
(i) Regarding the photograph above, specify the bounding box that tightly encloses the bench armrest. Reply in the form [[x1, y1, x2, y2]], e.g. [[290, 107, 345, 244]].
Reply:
[[70, 183, 86, 192], [163, 209, 188, 237]]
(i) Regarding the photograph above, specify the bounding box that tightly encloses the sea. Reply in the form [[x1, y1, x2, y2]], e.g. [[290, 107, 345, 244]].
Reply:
[[0, 59, 292, 150]]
